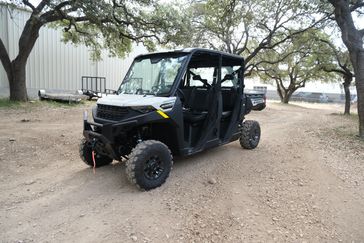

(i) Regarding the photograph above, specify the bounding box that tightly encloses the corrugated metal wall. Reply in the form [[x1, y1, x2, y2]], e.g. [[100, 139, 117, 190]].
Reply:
[[0, 4, 148, 97]]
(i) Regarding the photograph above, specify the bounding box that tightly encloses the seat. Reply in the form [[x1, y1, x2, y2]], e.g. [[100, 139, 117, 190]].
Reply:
[[183, 87, 211, 123], [221, 87, 237, 119], [180, 87, 194, 103]]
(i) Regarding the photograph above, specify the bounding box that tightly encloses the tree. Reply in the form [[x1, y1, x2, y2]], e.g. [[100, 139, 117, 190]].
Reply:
[[326, 0, 364, 138], [317, 38, 354, 115], [174, 0, 328, 76], [257, 30, 332, 103], [0, 0, 183, 101]]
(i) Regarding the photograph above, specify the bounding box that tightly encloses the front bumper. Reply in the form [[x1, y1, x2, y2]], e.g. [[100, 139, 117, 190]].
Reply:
[[83, 119, 137, 159], [83, 119, 137, 143], [252, 103, 266, 111]]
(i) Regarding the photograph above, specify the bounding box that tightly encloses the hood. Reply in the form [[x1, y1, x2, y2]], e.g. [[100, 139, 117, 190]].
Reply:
[[245, 90, 265, 95], [97, 94, 176, 110]]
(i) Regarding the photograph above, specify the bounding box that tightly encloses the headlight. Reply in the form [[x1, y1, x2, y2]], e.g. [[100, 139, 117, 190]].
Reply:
[[130, 106, 155, 113]]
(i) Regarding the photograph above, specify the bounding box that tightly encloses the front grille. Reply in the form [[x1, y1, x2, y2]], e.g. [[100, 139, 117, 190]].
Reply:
[[97, 104, 129, 121]]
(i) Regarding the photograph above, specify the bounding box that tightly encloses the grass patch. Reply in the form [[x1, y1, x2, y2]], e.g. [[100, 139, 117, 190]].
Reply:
[[0, 98, 91, 109], [40, 99, 86, 108], [0, 98, 22, 108], [331, 125, 358, 138], [330, 112, 359, 121], [328, 114, 363, 143]]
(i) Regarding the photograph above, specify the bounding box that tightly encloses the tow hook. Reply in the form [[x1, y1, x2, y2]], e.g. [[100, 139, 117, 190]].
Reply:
[[91, 139, 97, 174], [91, 150, 96, 174]]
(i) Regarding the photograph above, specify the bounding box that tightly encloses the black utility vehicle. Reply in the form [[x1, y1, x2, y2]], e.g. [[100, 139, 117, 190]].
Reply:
[[81, 48, 262, 190]]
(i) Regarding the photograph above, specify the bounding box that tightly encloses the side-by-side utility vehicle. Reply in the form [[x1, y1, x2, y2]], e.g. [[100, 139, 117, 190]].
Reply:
[[80, 48, 262, 190]]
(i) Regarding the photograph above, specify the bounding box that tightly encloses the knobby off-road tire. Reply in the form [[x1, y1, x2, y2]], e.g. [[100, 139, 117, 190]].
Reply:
[[79, 138, 113, 167], [240, 120, 261, 150], [126, 140, 173, 191]]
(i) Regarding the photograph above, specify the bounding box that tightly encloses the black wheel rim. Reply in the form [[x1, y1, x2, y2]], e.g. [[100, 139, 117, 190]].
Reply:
[[144, 155, 164, 180]]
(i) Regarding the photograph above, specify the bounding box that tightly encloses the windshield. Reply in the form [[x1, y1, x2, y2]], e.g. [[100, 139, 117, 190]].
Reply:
[[118, 54, 188, 96]]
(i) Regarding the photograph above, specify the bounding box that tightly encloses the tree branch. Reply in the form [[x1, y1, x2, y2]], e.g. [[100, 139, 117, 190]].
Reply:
[[350, 1, 364, 12], [317, 38, 340, 58], [35, 0, 49, 13], [22, 0, 36, 12], [251, 49, 307, 72], [245, 14, 328, 66], [39, 1, 73, 23], [321, 66, 347, 75], [316, 37, 354, 77], [0, 37, 12, 78]]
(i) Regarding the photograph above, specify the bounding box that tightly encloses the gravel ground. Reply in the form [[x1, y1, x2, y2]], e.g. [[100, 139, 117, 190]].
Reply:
[[0, 101, 363, 243]]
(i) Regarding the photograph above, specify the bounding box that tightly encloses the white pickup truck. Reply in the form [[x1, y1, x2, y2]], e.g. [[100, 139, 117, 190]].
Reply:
[[246, 90, 266, 111]]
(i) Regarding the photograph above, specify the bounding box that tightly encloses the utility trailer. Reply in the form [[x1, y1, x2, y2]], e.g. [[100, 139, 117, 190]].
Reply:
[[81, 76, 116, 100]]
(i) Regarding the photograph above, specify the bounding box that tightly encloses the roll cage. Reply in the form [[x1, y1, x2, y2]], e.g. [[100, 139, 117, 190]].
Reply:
[[118, 48, 245, 98]]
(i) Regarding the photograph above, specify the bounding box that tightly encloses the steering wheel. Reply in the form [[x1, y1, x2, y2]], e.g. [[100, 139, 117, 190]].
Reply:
[[151, 85, 162, 94]]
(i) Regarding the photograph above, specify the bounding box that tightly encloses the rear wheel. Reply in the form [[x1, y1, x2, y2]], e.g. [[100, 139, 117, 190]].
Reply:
[[126, 140, 173, 191], [79, 139, 113, 167], [240, 120, 261, 149]]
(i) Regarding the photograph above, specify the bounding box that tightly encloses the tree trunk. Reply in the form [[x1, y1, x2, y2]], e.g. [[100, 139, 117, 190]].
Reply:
[[275, 79, 287, 103], [352, 51, 364, 138], [329, 0, 364, 139], [9, 60, 28, 101], [277, 88, 284, 102], [343, 77, 351, 115], [278, 89, 292, 104], [0, 52, 28, 101], [0, 17, 41, 101], [282, 95, 290, 104], [279, 86, 296, 104]]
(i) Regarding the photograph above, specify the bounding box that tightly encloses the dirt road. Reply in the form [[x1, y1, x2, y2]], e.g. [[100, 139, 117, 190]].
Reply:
[[0, 102, 363, 242]]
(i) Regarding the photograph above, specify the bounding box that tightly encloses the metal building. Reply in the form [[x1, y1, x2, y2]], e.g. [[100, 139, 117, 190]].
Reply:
[[0, 3, 147, 98]]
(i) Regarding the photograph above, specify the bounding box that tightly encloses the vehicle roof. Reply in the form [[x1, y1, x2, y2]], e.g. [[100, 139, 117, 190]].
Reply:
[[135, 48, 244, 61]]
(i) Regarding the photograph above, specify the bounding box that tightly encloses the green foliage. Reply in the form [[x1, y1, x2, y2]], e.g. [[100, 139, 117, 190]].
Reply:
[[257, 29, 336, 102], [47, 0, 185, 60], [313, 35, 353, 81], [173, 0, 328, 74], [260, 29, 333, 82]]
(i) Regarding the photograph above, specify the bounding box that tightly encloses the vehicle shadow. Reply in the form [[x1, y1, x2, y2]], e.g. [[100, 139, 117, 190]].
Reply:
[[56, 143, 238, 199], [173, 145, 227, 165]]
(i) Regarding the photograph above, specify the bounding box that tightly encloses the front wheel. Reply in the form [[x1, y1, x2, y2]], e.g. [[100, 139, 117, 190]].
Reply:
[[79, 139, 113, 167], [239, 120, 261, 149], [126, 140, 173, 191]]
